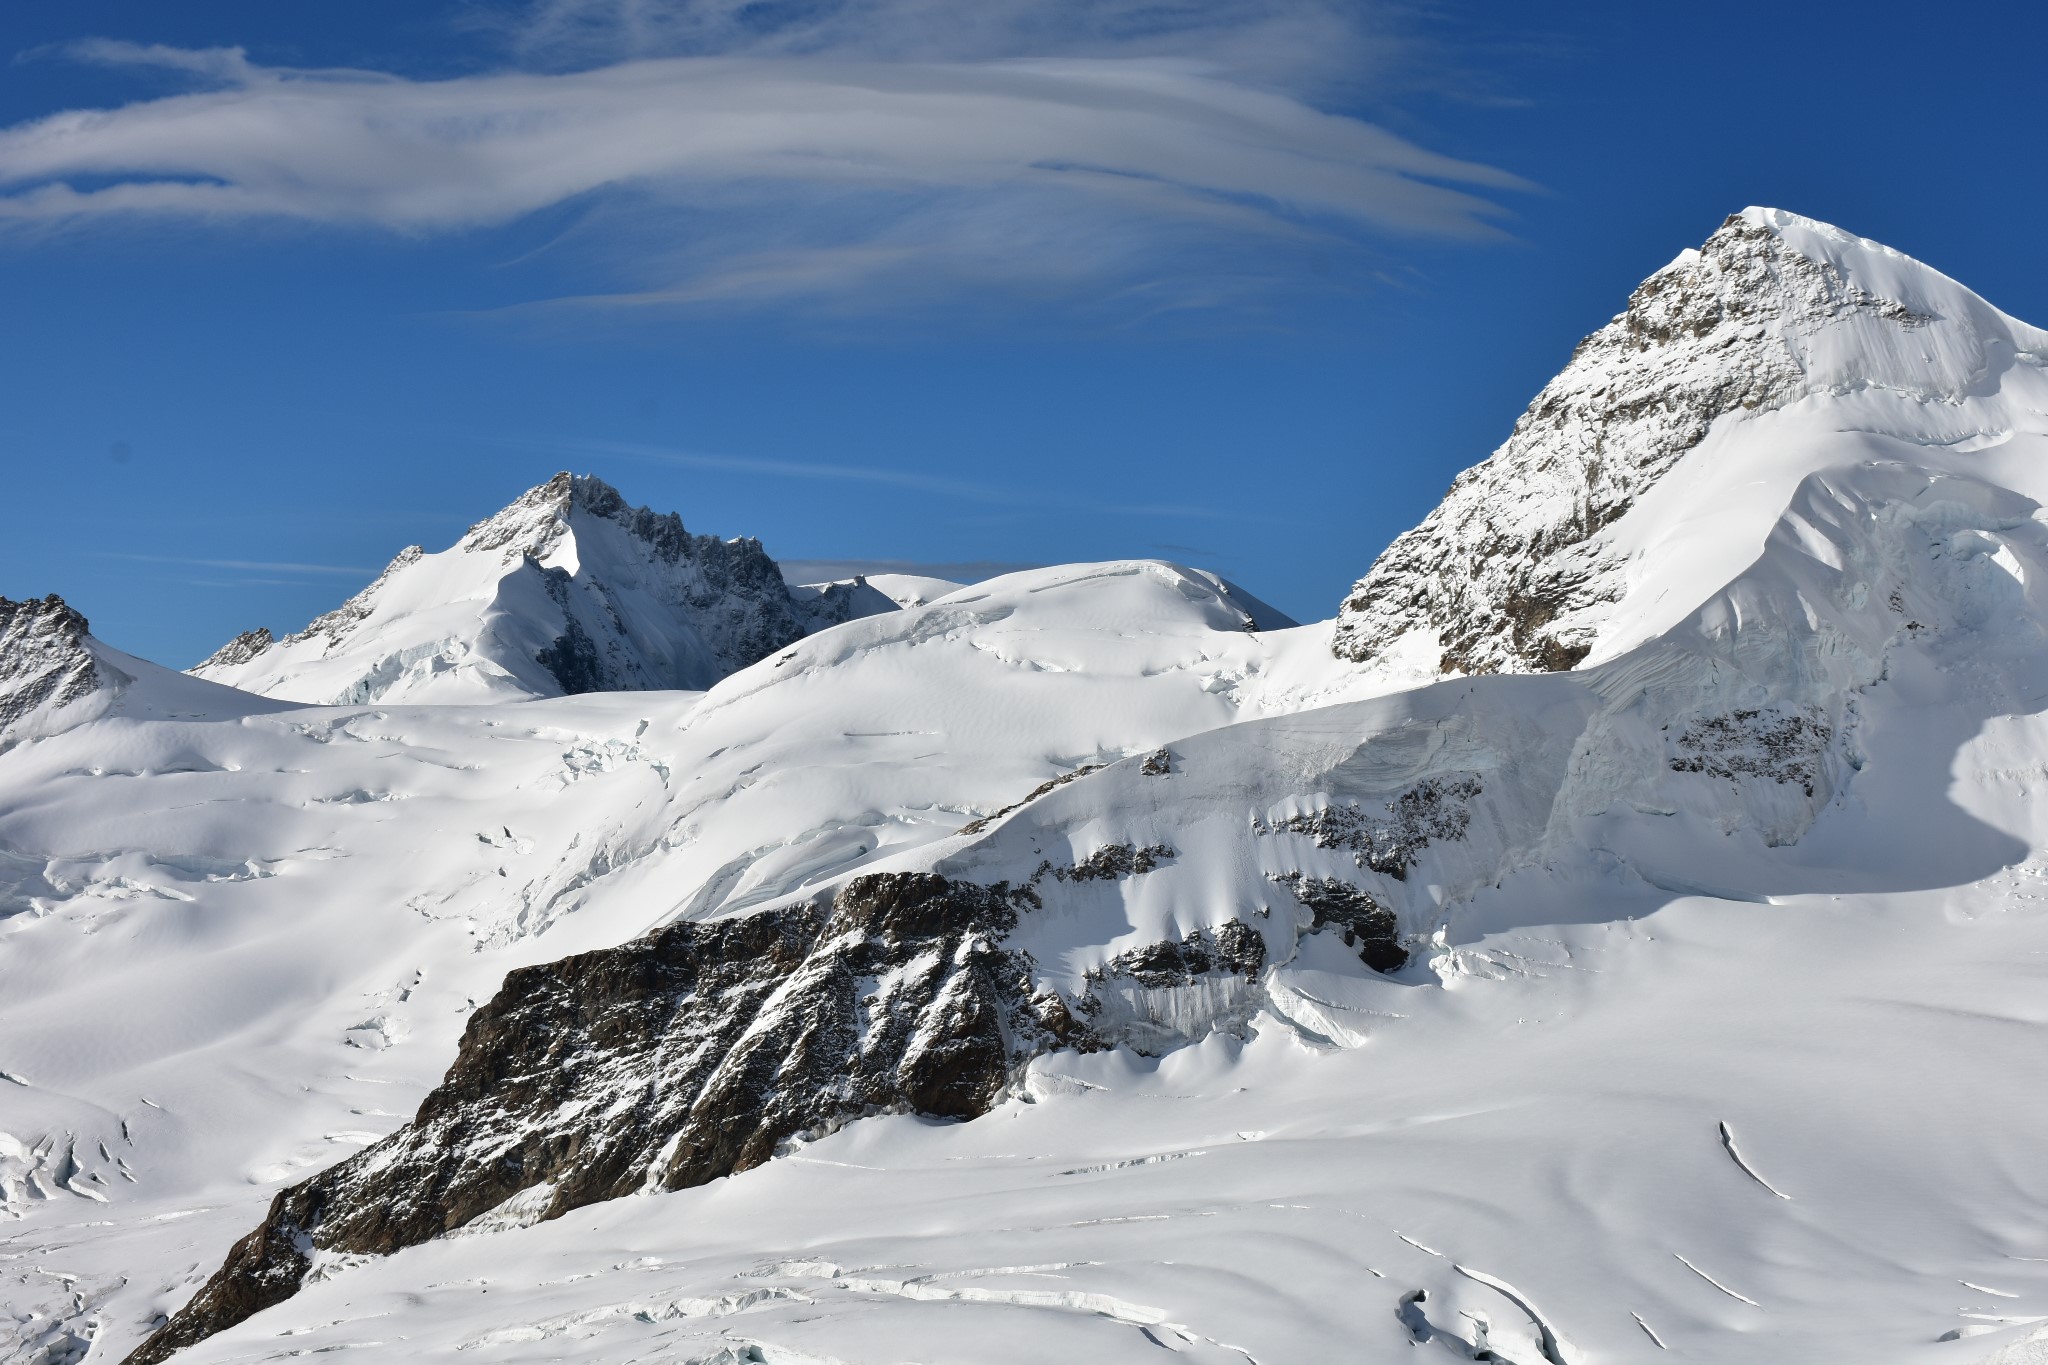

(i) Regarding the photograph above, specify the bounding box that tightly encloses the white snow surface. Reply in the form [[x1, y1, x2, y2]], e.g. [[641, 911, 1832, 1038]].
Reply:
[[9, 209, 2048, 1365]]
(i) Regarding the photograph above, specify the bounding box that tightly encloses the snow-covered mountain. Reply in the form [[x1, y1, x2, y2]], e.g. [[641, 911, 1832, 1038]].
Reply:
[[1334, 207, 2046, 684], [11, 208, 2048, 1365], [191, 473, 906, 705]]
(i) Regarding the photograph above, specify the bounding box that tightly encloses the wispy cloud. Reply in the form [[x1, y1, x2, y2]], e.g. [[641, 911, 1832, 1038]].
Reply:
[[520, 437, 1261, 520], [106, 553, 376, 576], [1, 4, 1529, 315], [537, 436, 1014, 501]]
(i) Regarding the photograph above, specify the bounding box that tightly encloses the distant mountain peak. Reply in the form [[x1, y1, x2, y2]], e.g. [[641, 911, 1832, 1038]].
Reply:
[[458, 471, 701, 565], [191, 473, 897, 705], [1332, 207, 2035, 679]]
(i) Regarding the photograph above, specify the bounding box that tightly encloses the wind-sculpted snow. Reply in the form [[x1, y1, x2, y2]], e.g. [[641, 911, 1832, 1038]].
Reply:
[[1333, 207, 2048, 681], [191, 473, 901, 705]]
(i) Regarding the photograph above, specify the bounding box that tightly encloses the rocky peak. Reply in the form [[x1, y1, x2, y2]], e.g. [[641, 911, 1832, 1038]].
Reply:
[[0, 594, 107, 743], [1332, 208, 1950, 678], [189, 472, 895, 704], [458, 472, 746, 568], [195, 627, 274, 671]]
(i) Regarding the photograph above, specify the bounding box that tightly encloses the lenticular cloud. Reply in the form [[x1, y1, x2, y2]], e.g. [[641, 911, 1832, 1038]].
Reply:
[[0, 43, 1520, 302]]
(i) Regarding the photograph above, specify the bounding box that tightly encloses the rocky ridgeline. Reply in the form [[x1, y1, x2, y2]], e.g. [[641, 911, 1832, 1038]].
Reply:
[[124, 823, 1431, 1364], [1333, 211, 1933, 677], [0, 595, 107, 747], [465, 475, 810, 690]]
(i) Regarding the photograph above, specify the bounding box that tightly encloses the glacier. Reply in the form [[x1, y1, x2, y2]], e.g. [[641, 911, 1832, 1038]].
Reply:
[[6, 208, 2048, 1365]]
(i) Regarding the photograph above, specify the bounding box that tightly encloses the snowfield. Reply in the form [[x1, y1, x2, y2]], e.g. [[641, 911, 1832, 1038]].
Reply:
[[9, 208, 2048, 1365]]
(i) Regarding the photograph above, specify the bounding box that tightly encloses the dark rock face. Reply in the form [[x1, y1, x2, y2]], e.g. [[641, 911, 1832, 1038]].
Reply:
[[1668, 706, 1833, 797], [503, 474, 814, 692], [1055, 842, 1175, 882], [1087, 920, 1267, 990], [126, 1194, 319, 1365], [534, 566, 610, 695], [0, 595, 105, 744], [125, 859, 1281, 1363]]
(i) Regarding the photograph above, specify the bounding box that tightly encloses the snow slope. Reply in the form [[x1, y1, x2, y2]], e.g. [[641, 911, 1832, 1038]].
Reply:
[[8, 208, 2048, 1365], [191, 473, 902, 705]]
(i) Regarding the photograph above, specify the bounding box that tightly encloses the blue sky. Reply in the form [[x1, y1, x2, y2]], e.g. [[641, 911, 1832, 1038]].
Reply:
[[2, 0, 2042, 665]]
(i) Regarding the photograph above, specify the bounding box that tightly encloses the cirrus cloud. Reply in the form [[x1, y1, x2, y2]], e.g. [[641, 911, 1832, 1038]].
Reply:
[[0, 12, 1530, 314]]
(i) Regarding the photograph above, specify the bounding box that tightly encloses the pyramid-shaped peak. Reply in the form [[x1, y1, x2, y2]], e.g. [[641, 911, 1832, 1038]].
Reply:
[[0, 592, 104, 741], [1335, 207, 2047, 680], [1735, 205, 1922, 257], [458, 471, 726, 566], [1614, 208, 1938, 355]]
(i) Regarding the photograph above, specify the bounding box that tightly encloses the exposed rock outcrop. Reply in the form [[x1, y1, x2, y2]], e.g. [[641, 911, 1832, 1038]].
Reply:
[[1262, 774, 1483, 880], [0, 595, 108, 747], [125, 858, 1296, 1363], [1270, 873, 1406, 973], [194, 627, 273, 671]]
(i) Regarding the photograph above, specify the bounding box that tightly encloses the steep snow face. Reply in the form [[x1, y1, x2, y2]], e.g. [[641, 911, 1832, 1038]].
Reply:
[[193, 473, 899, 705], [1334, 207, 2048, 682]]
